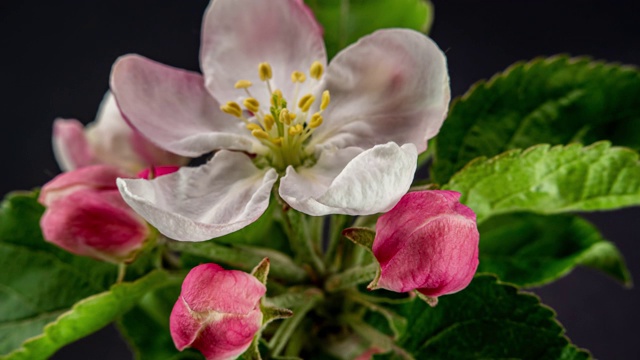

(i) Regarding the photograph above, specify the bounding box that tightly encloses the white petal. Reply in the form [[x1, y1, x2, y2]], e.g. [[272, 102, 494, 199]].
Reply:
[[111, 55, 260, 158], [311, 29, 450, 153], [117, 151, 278, 241], [279, 143, 417, 216], [200, 0, 326, 106]]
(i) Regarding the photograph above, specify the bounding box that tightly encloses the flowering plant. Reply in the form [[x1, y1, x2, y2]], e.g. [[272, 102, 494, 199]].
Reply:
[[1, 0, 637, 359]]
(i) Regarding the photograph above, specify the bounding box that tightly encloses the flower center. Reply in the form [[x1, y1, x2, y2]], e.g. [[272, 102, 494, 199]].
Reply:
[[220, 61, 330, 173]]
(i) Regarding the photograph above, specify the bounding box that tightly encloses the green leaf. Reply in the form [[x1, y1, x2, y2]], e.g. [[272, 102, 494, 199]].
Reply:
[[304, 0, 433, 59], [0, 192, 121, 356], [374, 275, 590, 359], [2, 271, 173, 360], [433, 56, 640, 183], [478, 213, 631, 287], [117, 284, 204, 360], [443, 142, 640, 222]]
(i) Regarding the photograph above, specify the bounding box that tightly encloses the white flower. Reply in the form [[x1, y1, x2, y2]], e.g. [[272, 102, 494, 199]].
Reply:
[[111, 0, 450, 241]]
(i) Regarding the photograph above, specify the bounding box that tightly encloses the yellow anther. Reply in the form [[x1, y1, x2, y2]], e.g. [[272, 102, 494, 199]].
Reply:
[[243, 97, 260, 113], [310, 61, 324, 79], [288, 124, 304, 136], [258, 62, 273, 81], [321, 90, 330, 110], [264, 114, 275, 131], [271, 137, 283, 146], [298, 94, 316, 112], [288, 112, 297, 122], [279, 109, 292, 125], [234, 80, 252, 89], [251, 129, 270, 139], [271, 89, 283, 107], [309, 113, 323, 128], [221, 101, 243, 118], [291, 71, 306, 83], [246, 123, 262, 131]]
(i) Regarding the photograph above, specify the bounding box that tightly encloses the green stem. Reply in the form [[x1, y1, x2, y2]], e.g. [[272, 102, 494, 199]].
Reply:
[[281, 206, 326, 276], [168, 241, 308, 283], [324, 214, 350, 272], [325, 263, 378, 292], [116, 263, 127, 283], [268, 291, 322, 357], [341, 314, 393, 354]]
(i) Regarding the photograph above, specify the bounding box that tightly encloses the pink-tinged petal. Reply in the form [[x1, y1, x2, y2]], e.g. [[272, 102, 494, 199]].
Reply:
[[85, 92, 188, 173], [180, 264, 266, 314], [39, 164, 130, 206], [311, 29, 450, 153], [40, 188, 149, 263], [372, 191, 479, 297], [117, 151, 278, 241], [137, 166, 181, 179], [279, 143, 417, 216], [111, 54, 259, 157], [193, 311, 263, 360], [170, 295, 203, 351], [201, 0, 326, 106], [52, 118, 98, 171]]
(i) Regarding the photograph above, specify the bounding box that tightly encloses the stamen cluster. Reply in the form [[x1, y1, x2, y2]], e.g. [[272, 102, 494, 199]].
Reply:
[[220, 61, 330, 172]]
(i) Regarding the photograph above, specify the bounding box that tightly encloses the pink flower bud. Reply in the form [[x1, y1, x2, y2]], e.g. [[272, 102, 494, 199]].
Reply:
[[372, 190, 479, 298], [38, 165, 149, 263], [170, 263, 266, 360]]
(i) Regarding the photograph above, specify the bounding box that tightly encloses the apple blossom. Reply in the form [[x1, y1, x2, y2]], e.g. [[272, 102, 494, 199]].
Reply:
[[371, 190, 479, 298], [53, 92, 186, 174], [111, 0, 450, 241], [170, 263, 266, 360], [38, 165, 150, 263]]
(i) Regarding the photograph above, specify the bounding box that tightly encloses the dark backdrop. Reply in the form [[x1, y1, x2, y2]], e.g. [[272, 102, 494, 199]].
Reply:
[[1, 1, 638, 359]]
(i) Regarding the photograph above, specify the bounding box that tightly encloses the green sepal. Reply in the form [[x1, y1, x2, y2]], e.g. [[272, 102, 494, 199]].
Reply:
[[414, 292, 438, 307], [342, 227, 375, 250], [251, 257, 271, 285], [261, 305, 294, 325], [241, 337, 262, 360]]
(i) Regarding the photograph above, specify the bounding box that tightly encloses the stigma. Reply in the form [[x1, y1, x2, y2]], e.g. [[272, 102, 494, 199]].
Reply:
[[220, 61, 330, 172]]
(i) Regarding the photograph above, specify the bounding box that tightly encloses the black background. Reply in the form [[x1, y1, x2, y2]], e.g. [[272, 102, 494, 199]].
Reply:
[[1, 0, 638, 359]]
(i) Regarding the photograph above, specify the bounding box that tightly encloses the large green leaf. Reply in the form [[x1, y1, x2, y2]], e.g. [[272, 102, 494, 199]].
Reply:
[[0, 192, 119, 356], [478, 213, 631, 287], [304, 0, 433, 59], [443, 142, 640, 223], [117, 284, 203, 360], [433, 56, 640, 183], [0, 191, 168, 358], [374, 275, 590, 359], [2, 270, 172, 360]]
